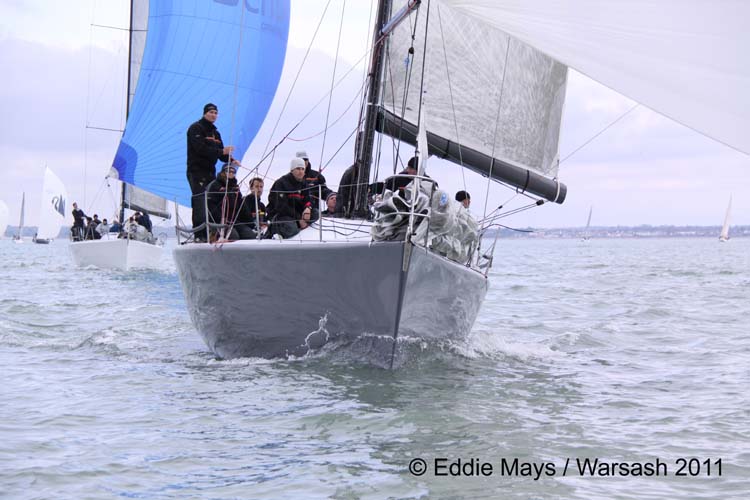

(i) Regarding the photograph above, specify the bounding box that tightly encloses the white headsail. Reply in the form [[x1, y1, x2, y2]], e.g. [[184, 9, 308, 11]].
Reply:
[[37, 167, 68, 240], [442, 0, 750, 155]]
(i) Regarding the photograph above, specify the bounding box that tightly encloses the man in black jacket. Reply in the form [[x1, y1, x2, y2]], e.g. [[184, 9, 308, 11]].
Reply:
[[245, 177, 268, 233], [204, 164, 255, 241], [186, 103, 236, 241], [71, 202, 86, 241], [267, 158, 312, 239], [296, 150, 331, 210]]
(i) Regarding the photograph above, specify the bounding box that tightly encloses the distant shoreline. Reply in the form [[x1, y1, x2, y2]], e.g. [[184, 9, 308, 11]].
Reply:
[[489, 225, 750, 239]]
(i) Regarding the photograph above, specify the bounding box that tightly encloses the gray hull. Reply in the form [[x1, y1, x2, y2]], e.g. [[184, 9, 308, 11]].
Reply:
[[173, 240, 488, 362]]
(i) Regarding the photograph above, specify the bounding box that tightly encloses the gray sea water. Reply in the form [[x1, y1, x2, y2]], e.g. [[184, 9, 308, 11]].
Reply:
[[1, 237, 748, 499]]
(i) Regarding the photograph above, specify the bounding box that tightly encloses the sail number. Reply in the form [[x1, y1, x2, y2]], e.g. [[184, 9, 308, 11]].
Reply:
[[214, 0, 280, 17]]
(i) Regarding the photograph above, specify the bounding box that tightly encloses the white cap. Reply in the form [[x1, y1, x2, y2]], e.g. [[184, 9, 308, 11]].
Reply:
[[290, 157, 305, 171], [296, 150, 308, 159]]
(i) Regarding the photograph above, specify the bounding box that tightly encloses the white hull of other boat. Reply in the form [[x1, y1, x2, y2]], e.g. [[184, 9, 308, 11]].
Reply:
[[69, 238, 163, 270], [173, 223, 488, 364]]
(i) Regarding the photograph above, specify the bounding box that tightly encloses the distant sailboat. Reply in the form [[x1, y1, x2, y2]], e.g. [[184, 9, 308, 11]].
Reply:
[[719, 195, 732, 242], [582, 206, 593, 240], [34, 167, 68, 244], [70, 2, 171, 270], [13, 193, 25, 243]]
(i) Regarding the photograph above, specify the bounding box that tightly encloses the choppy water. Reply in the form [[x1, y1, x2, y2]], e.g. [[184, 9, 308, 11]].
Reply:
[[1, 237, 748, 499]]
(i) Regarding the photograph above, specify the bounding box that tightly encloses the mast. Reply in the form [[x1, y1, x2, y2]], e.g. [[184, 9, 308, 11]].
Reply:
[[119, 0, 135, 225], [352, 0, 393, 216]]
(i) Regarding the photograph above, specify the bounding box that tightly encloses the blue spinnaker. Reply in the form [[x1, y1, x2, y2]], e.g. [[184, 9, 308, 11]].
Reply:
[[113, 0, 290, 207]]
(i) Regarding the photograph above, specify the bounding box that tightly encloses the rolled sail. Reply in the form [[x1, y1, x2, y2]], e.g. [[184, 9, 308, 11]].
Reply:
[[381, 0, 568, 203], [112, 0, 291, 208]]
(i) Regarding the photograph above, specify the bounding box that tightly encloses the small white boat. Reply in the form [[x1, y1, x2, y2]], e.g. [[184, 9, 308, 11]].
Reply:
[[12, 193, 25, 244], [719, 195, 732, 242]]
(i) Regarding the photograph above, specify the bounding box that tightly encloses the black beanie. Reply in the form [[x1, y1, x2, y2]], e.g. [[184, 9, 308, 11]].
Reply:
[[203, 103, 218, 114]]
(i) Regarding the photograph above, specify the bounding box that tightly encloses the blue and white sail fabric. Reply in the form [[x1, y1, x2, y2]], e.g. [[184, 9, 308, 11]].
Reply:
[[113, 0, 290, 207]]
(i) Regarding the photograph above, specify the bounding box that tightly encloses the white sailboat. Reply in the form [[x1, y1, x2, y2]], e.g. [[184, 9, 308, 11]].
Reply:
[[0, 200, 9, 239], [167, 0, 565, 364], [719, 195, 732, 242], [33, 167, 68, 244], [112, 1, 747, 365], [69, 1, 170, 271], [582, 206, 593, 241], [13, 193, 25, 243]]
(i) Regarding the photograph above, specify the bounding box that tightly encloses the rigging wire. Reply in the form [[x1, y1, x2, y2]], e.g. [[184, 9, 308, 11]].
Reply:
[[436, 4, 466, 192], [559, 103, 640, 164], [481, 41, 511, 223], [259, 0, 334, 164], [391, 6, 421, 175], [259, 46, 375, 179], [83, 1, 98, 208], [318, 0, 347, 174], [287, 67, 366, 143], [414, 0, 432, 170]]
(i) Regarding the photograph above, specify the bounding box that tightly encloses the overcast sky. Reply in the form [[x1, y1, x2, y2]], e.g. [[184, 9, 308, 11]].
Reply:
[[1, 0, 747, 232]]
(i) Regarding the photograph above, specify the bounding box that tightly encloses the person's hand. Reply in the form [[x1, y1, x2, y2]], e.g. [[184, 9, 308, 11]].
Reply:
[[299, 207, 312, 229], [222, 145, 235, 155]]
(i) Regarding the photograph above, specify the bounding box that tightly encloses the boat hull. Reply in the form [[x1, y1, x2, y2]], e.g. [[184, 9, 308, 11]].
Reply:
[[69, 238, 163, 270], [173, 240, 488, 361]]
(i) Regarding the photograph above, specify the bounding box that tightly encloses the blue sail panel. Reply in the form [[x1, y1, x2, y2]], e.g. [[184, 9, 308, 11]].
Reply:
[[113, 0, 290, 207]]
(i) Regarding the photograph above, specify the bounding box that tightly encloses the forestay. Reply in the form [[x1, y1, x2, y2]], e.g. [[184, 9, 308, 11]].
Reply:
[[443, 0, 750, 156]]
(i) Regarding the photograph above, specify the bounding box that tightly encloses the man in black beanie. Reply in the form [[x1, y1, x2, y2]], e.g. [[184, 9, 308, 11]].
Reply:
[[186, 102, 237, 242]]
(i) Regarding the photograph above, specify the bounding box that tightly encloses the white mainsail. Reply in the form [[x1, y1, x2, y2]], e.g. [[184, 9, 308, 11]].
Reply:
[[37, 167, 68, 240], [442, 0, 750, 155], [583, 206, 593, 240], [719, 196, 732, 242], [14, 192, 25, 241], [384, 0, 567, 179]]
